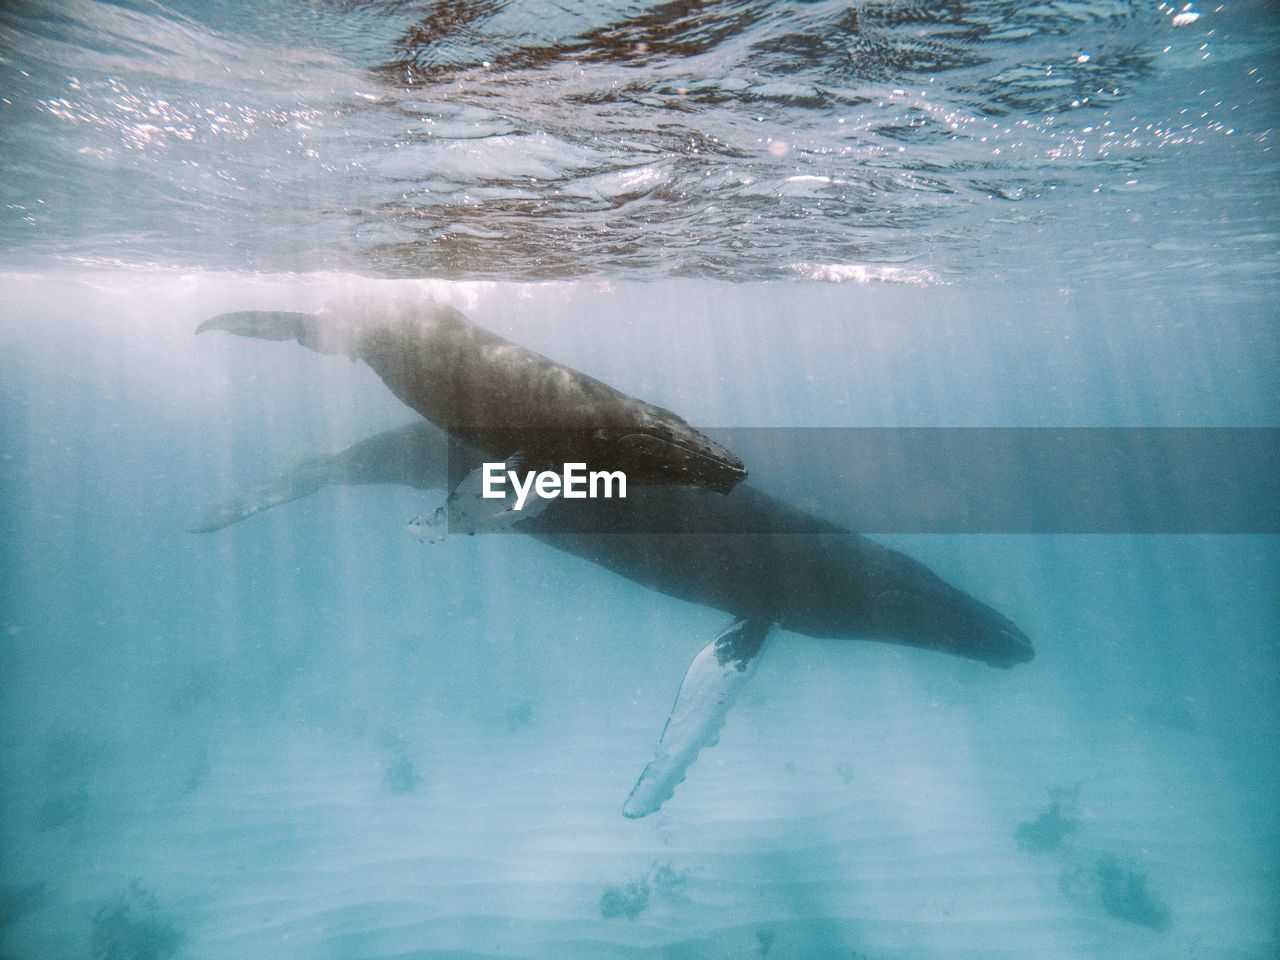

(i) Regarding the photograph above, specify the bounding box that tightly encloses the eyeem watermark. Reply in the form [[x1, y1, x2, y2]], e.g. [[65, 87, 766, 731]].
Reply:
[[482, 462, 627, 511]]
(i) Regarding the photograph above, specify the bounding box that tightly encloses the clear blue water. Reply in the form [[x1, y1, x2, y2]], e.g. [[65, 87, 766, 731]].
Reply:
[[1, 2, 1278, 959]]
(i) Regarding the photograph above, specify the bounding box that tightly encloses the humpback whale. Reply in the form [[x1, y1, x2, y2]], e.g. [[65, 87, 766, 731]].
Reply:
[[197, 301, 747, 509], [193, 421, 1035, 818]]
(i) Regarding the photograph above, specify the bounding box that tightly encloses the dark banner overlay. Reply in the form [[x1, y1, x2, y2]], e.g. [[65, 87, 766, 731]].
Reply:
[[445, 429, 1279, 535]]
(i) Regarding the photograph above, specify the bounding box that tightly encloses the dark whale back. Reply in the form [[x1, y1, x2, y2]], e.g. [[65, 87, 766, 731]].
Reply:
[[524, 484, 1032, 668], [192, 420, 1033, 669]]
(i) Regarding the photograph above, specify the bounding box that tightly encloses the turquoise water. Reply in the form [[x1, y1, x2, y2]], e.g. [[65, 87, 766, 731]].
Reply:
[[1, 2, 1278, 959]]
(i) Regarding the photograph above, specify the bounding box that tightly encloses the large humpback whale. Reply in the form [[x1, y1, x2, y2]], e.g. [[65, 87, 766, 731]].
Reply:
[[193, 421, 1035, 818], [197, 301, 747, 504]]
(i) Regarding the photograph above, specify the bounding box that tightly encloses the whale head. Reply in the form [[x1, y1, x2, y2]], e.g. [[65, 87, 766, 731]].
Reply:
[[870, 586, 1035, 669], [967, 616, 1036, 669], [616, 430, 747, 494]]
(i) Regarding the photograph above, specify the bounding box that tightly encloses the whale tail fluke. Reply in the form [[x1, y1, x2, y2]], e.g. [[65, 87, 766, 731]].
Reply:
[[196, 310, 315, 341], [196, 310, 355, 356], [623, 618, 774, 819], [189, 461, 330, 533]]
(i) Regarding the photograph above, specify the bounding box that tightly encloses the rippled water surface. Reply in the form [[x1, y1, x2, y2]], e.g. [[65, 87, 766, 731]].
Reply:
[[1, 2, 1278, 959], [3, 0, 1278, 281]]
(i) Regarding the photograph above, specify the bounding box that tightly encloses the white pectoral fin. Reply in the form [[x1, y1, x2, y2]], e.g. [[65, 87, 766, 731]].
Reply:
[[622, 618, 774, 819], [407, 454, 548, 540], [406, 504, 448, 543]]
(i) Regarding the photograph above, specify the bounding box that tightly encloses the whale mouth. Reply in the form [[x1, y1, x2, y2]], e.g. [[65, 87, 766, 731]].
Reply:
[[987, 625, 1036, 668], [617, 433, 747, 494]]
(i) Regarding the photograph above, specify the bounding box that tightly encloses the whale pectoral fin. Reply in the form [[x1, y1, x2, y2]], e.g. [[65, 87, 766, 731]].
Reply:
[[406, 503, 449, 543], [406, 455, 549, 540], [622, 618, 774, 819], [190, 463, 331, 533]]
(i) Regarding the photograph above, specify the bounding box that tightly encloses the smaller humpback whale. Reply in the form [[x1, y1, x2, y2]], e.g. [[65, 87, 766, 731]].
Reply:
[[192, 421, 1035, 818], [197, 301, 747, 517]]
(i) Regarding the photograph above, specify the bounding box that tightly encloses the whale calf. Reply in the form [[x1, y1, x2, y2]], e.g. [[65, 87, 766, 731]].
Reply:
[[197, 301, 747, 508], [193, 421, 1034, 817]]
